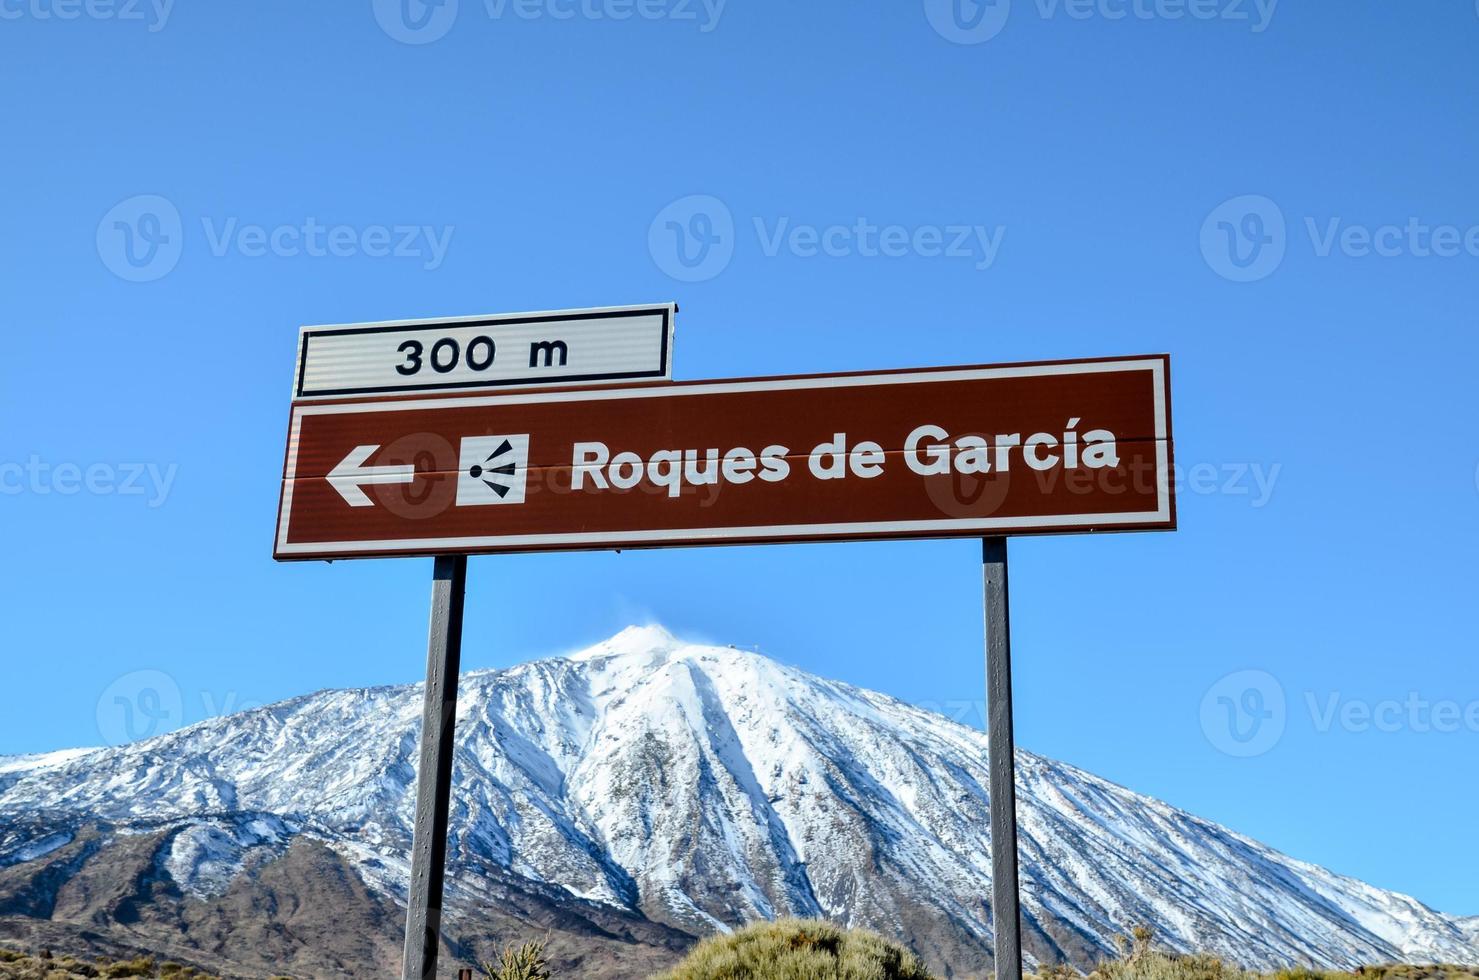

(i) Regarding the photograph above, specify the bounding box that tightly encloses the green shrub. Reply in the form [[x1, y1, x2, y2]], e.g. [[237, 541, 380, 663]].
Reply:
[[100, 957, 156, 979], [1036, 964, 1083, 980], [1075, 928, 1444, 980], [1274, 969, 1339, 980], [482, 941, 551, 980], [655, 918, 935, 980], [112, 960, 152, 978], [1088, 927, 1257, 980]]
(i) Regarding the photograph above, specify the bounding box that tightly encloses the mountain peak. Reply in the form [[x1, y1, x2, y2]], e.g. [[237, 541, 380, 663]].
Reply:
[[566, 623, 685, 661]]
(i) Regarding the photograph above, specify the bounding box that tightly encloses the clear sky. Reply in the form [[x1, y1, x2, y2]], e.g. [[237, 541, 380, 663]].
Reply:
[[2, 0, 1476, 917]]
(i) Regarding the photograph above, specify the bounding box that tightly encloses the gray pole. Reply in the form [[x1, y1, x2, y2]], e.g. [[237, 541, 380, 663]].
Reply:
[[402, 554, 468, 980], [983, 537, 1023, 980]]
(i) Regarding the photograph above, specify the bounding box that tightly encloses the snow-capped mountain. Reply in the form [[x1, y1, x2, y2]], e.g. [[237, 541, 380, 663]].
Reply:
[[1, 626, 1474, 978]]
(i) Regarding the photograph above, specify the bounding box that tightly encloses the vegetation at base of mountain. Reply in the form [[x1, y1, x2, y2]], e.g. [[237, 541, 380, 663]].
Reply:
[[5, 926, 1478, 980], [0, 947, 221, 979], [1030, 927, 1479, 980], [653, 918, 936, 980]]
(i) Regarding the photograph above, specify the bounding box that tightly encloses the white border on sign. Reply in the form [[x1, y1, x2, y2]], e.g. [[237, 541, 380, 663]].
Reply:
[[276, 359, 1171, 556], [290, 302, 677, 400]]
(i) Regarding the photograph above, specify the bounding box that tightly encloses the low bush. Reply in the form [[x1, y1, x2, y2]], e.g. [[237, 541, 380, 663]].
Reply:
[[1026, 927, 1479, 980], [655, 918, 935, 980], [0, 949, 218, 980], [482, 940, 552, 980]]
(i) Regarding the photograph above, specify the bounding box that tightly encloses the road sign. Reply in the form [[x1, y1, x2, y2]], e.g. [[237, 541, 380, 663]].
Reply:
[[275, 356, 1173, 561], [292, 303, 675, 399], [274, 329, 1179, 980]]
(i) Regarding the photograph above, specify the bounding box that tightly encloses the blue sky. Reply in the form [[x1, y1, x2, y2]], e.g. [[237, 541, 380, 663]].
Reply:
[[2, 0, 1477, 916]]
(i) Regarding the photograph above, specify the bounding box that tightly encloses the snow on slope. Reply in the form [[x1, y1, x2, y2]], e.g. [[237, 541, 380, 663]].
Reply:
[[0, 626, 1473, 970]]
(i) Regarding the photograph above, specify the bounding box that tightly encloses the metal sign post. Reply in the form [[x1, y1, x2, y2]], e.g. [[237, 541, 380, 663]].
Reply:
[[401, 555, 468, 980], [983, 537, 1022, 980]]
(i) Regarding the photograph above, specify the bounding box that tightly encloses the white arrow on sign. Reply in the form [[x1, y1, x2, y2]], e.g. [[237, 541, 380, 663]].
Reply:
[[327, 445, 416, 507]]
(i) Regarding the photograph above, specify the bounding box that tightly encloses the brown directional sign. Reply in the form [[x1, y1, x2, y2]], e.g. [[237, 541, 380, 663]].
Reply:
[[274, 356, 1173, 560]]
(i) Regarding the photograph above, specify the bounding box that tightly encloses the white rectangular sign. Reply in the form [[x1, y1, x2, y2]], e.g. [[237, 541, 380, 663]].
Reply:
[[293, 303, 675, 399]]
